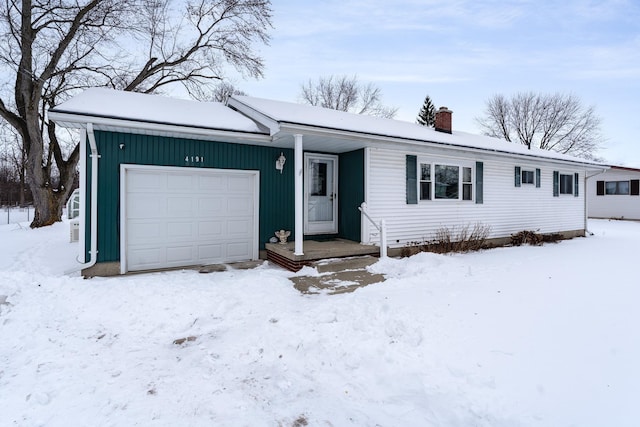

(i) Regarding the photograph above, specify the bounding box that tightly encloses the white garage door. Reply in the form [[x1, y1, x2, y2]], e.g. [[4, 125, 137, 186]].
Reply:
[[122, 166, 259, 272]]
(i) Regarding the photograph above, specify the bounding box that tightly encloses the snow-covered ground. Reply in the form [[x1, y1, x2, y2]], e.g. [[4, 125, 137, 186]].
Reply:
[[0, 206, 34, 225], [0, 219, 638, 427]]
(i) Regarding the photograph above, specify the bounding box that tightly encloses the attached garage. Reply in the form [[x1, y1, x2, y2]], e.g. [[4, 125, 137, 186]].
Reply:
[[120, 165, 259, 273]]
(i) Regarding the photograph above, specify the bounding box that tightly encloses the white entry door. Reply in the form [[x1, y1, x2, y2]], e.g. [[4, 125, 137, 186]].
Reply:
[[304, 153, 338, 234]]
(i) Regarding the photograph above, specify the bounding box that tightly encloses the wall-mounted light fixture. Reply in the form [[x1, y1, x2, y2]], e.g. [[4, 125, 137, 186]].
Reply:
[[276, 152, 286, 174], [119, 143, 125, 150]]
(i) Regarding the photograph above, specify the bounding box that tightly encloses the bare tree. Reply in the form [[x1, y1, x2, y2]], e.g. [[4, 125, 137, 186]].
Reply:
[[476, 92, 603, 160], [215, 82, 247, 102], [0, 0, 272, 227], [299, 75, 398, 119]]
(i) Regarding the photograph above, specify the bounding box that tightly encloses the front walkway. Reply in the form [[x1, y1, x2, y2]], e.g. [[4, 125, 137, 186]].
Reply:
[[289, 255, 386, 295]]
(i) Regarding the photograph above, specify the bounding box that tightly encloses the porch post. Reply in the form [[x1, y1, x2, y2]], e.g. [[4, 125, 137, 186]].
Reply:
[[294, 134, 304, 255]]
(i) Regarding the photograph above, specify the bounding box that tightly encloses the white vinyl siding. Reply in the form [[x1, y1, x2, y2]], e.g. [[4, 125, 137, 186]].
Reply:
[[587, 168, 640, 220], [364, 148, 585, 248]]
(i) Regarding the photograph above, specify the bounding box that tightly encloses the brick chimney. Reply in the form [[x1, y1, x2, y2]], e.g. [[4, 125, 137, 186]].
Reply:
[[434, 106, 452, 134]]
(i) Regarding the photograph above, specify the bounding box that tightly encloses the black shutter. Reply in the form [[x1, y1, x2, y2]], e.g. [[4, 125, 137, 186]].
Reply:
[[475, 161, 483, 204], [631, 180, 640, 196], [574, 172, 579, 197], [596, 180, 605, 196], [553, 171, 559, 197], [514, 166, 521, 187], [406, 155, 417, 204], [535, 168, 541, 188]]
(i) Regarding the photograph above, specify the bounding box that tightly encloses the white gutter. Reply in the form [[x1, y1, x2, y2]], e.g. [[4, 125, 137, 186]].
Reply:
[[65, 122, 99, 274], [584, 166, 610, 235]]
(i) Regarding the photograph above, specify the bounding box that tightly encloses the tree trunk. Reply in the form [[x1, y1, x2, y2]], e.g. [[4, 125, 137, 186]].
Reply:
[[29, 184, 67, 227], [29, 161, 76, 228]]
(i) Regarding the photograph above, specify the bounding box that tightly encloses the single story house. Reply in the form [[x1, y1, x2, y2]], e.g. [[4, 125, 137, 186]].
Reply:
[[587, 165, 640, 220], [49, 88, 606, 276]]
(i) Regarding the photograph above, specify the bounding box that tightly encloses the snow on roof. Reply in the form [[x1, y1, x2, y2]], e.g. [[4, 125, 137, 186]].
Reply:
[[50, 88, 264, 134], [230, 95, 605, 166]]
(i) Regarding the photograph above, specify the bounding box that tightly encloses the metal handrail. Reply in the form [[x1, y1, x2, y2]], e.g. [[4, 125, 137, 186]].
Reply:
[[358, 202, 387, 258]]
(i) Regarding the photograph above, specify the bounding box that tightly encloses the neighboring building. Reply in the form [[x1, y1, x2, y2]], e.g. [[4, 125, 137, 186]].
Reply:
[[587, 166, 640, 220], [48, 88, 606, 276]]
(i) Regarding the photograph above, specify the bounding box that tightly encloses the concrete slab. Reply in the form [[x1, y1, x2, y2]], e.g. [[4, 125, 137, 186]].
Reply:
[[313, 256, 378, 273], [290, 255, 385, 295], [198, 260, 265, 274]]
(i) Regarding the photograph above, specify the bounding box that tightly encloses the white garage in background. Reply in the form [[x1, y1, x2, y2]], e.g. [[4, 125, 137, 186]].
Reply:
[[120, 165, 259, 273]]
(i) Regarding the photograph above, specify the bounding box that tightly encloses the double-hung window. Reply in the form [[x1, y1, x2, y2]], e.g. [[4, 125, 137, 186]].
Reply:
[[420, 164, 432, 200], [553, 171, 579, 197], [419, 161, 473, 201], [559, 173, 574, 195], [522, 170, 535, 185], [515, 166, 540, 187]]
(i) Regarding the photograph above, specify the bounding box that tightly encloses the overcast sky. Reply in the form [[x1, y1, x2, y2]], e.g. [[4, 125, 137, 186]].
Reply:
[[236, 0, 640, 166]]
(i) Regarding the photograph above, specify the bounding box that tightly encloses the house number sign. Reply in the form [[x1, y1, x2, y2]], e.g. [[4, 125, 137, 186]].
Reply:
[[184, 155, 204, 164]]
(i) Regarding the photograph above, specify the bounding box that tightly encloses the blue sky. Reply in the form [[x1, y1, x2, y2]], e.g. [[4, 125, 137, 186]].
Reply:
[[236, 0, 640, 165]]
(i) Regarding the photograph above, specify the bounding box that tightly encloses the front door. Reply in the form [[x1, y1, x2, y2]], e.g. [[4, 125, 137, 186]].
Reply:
[[304, 153, 338, 234]]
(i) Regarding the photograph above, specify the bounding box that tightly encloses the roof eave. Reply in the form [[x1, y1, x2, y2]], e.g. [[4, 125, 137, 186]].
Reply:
[[276, 122, 608, 169], [47, 110, 272, 143]]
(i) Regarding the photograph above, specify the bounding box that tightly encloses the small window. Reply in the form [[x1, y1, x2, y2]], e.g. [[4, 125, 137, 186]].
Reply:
[[522, 170, 535, 185], [435, 165, 459, 199], [605, 181, 630, 195], [559, 174, 573, 195], [462, 167, 472, 200], [420, 164, 431, 200], [310, 162, 327, 196]]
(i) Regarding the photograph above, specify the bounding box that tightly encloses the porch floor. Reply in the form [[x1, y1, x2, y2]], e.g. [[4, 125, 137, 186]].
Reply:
[[266, 239, 380, 271]]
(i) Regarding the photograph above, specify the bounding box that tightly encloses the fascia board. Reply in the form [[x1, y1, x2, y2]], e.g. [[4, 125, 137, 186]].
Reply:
[[226, 97, 280, 136]]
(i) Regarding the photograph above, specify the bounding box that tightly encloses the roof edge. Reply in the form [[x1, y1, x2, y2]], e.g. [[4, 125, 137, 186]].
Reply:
[[48, 109, 271, 143], [276, 122, 607, 169]]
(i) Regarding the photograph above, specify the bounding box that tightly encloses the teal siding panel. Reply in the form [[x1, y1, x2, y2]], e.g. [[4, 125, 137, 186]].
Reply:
[[90, 131, 294, 263], [338, 149, 365, 242]]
